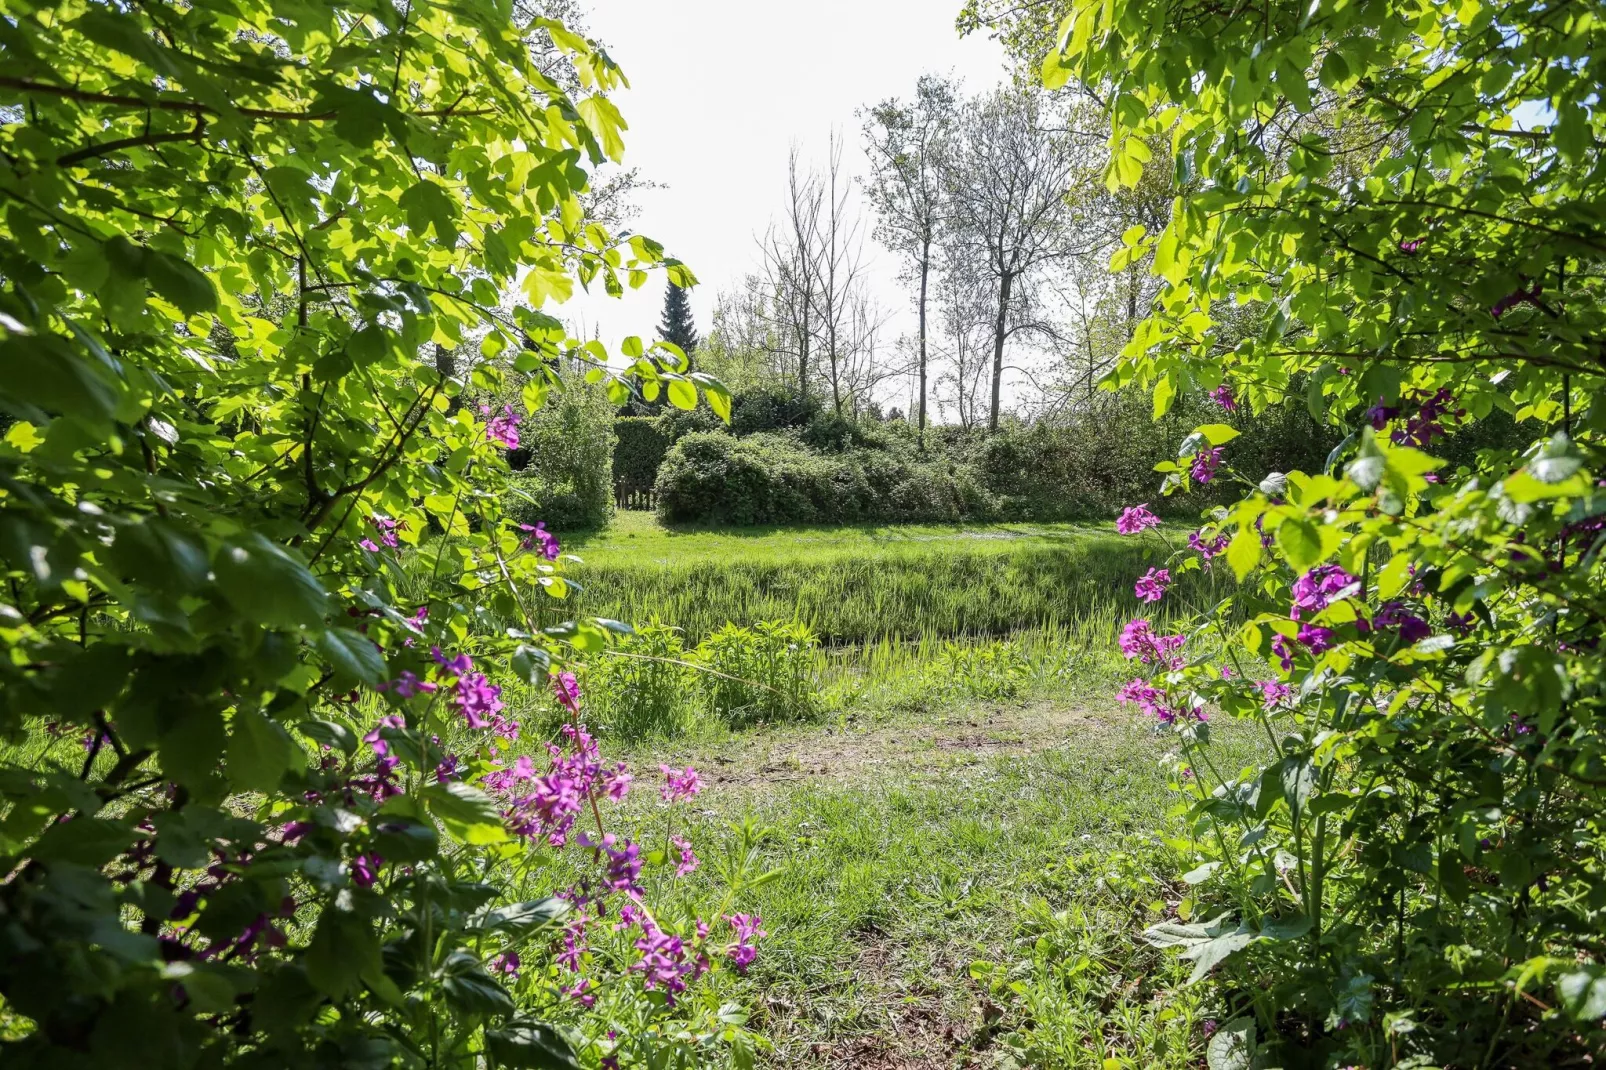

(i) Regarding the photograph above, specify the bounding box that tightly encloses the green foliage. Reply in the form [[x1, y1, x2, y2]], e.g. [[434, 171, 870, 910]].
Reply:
[[0, 2, 738, 1065], [656, 431, 998, 527], [612, 417, 670, 502], [506, 380, 616, 531], [1049, 0, 1606, 1061], [696, 622, 819, 728], [936, 639, 1029, 701], [586, 620, 700, 740]]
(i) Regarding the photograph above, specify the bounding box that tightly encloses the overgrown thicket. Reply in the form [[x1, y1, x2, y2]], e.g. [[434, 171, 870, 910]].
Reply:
[[505, 377, 617, 531], [0, 3, 752, 1068], [1024, 0, 1606, 1064], [649, 383, 1343, 525]]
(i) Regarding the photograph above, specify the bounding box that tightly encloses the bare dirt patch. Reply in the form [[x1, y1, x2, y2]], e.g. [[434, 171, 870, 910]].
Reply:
[[651, 701, 1117, 792]]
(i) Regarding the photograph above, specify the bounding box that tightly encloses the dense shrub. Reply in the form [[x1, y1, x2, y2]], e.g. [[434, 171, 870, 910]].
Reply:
[[1052, 0, 1606, 1062], [504, 381, 616, 531], [0, 5, 750, 1067], [612, 416, 670, 501], [585, 620, 700, 740], [655, 405, 724, 445], [656, 431, 998, 526], [729, 386, 822, 437]]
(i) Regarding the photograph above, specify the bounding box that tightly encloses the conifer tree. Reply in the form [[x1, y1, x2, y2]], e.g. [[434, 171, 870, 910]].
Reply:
[[658, 280, 700, 359]]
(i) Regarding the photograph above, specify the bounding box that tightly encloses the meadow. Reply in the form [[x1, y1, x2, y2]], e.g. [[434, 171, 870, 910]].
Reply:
[[488, 512, 1247, 1067]]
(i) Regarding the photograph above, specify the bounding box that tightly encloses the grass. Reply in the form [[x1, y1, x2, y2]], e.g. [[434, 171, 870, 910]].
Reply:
[[525, 699, 1269, 1068], [539, 512, 1210, 646]]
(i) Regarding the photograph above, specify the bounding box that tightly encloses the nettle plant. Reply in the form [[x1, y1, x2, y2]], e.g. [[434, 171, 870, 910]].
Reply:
[[0, 3, 754, 1068], [1049, 0, 1606, 1063]]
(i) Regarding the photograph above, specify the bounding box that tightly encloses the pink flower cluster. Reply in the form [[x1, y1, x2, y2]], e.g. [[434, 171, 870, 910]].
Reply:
[[659, 764, 704, 804], [1190, 447, 1224, 484], [725, 913, 765, 972], [1189, 528, 1230, 561], [1290, 565, 1360, 620], [1208, 385, 1237, 412], [486, 724, 630, 848], [519, 522, 561, 560], [1134, 567, 1171, 603], [1116, 503, 1162, 535], [1119, 618, 1185, 668], [481, 403, 521, 449]]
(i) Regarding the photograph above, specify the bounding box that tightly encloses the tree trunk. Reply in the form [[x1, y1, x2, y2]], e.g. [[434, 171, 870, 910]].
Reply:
[[916, 237, 930, 451], [989, 271, 1012, 432], [435, 343, 460, 414]]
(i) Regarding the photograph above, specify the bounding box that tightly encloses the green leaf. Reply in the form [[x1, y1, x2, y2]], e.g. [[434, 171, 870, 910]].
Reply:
[[1558, 966, 1606, 1020], [1206, 1016, 1256, 1070], [143, 250, 217, 315], [315, 628, 386, 686], [30, 818, 138, 866], [666, 378, 698, 411], [467, 897, 570, 936], [485, 1020, 582, 1069], [1276, 516, 1324, 572], [306, 908, 380, 999], [424, 781, 509, 844], [213, 535, 328, 629], [228, 710, 304, 794], [1226, 527, 1262, 581], [1195, 424, 1240, 445], [297, 718, 359, 757], [1532, 432, 1584, 484]]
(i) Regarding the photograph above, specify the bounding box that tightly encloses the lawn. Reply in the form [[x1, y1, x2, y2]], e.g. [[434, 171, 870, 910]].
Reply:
[[489, 514, 1245, 1068]]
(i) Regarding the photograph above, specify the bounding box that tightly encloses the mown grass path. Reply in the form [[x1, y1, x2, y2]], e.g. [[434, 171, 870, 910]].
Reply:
[[586, 700, 1263, 1069]]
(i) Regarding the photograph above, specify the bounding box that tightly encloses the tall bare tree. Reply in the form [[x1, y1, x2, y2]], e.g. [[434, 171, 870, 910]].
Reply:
[[861, 75, 956, 448], [943, 87, 1091, 430], [809, 133, 870, 415], [759, 148, 824, 401]]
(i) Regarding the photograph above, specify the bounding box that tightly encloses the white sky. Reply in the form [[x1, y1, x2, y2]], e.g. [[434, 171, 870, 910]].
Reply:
[[562, 0, 1008, 402]]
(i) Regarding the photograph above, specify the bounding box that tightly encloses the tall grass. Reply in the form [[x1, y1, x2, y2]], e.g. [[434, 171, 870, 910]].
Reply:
[[539, 514, 1216, 645]]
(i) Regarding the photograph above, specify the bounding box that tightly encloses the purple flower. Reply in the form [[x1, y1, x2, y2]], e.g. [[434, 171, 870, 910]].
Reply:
[[1208, 385, 1237, 412], [1118, 619, 1186, 667], [431, 646, 473, 677], [482, 403, 522, 450], [632, 924, 693, 1000], [1491, 282, 1542, 319], [1116, 503, 1162, 535], [603, 764, 633, 800], [1398, 239, 1422, 255], [434, 753, 461, 783], [359, 538, 381, 553], [1259, 680, 1294, 708], [1189, 528, 1230, 561], [659, 765, 703, 804], [671, 835, 700, 877], [489, 950, 521, 978], [519, 522, 560, 560], [564, 978, 594, 1007], [369, 515, 402, 549], [350, 853, 383, 889], [724, 913, 766, 973], [1297, 624, 1336, 654], [384, 670, 437, 699], [1134, 567, 1171, 604], [362, 714, 406, 756], [1376, 601, 1430, 643], [454, 672, 504, 730], [1290, 565, 1360, 620], [1271, 634, 1295, 671], [1190, 447, 1224, 484], [1365, 397, 1400, 430], [552, 671, 581, 713], [1393, 388, 1463, 448]]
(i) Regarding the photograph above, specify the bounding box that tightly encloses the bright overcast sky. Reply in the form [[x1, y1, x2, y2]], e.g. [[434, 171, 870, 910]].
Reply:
[[562, 0, 1008, 390]]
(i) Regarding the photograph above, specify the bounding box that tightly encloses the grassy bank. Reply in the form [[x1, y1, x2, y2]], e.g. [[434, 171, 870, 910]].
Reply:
[[540, 513, 1206, 646]]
